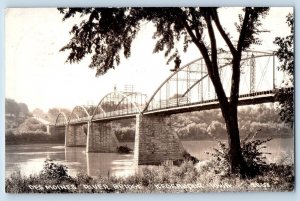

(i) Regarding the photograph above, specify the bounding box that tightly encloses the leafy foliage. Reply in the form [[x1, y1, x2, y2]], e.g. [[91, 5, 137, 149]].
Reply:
[[59, 7, 269, 76], [241, 138, 272, 176], [207, 120, 226, 138], [274, 13, 294, 126], [5, 98, 30, 117], [58, 8, 141, 76], [41, 160, 69, 180], [274, 14, 294, 75], [235, 8, 269, 49], [18, 117, 47, 133], [208, 130, 272, 178], [275, 88, 294, 125], [31, 107, 71, 123], [182, 150, 200, 164], [5, 159, 294, 193], [117, 145, 132, 154], [113, 105, 291, 141], [47, 108, 60, 121]]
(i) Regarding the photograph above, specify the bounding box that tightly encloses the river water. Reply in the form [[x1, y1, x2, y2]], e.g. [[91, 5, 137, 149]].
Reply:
[[5, 138, 294, 178]]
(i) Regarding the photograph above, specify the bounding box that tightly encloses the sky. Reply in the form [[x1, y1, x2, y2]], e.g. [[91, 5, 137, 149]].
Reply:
[[5, 7, 293, 112]]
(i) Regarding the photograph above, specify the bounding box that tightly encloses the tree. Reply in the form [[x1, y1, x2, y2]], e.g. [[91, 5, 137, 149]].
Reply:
[[18, 118, 47, 133], [274, 13, 294, 126], [32, 108, 45, 118], [48, 108, 60, 121], [18, 103, 30, 117], [5, 98, 20, 117], [59, 108, 72, 116], [5, 99, 30, 118], [59, 7, 269, 174], [207, 120, 227, 139]]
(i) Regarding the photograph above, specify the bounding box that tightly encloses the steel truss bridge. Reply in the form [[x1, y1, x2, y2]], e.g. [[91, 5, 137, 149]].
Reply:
[[54, 50, 291, 127]]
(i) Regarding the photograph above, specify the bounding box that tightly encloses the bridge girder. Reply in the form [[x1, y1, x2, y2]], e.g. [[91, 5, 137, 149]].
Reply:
[[142, 50, 275, 113], [55, 112, 68, 126], [68, 105, 92, 124], [53, 50, 289, 126], [91, 91, 147, 121]]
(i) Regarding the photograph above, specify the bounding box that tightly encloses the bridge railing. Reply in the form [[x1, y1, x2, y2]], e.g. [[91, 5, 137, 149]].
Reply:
[[69, 116, 90, 123], [92, 107, 143, 120], [143, 52, 281, 113], [151, 97, 189, 109], [145, 89, 278, 112], [60, 87, 292, 125], [68, 107, 143, 123]]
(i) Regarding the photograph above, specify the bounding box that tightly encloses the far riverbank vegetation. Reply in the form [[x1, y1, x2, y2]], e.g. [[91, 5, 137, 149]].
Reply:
[[5, 98, 293, 145]]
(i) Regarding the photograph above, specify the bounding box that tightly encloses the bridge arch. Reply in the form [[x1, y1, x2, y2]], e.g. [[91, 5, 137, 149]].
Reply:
[[68, 105, 91, 124], [91, 91, 147, 120], [143, 50, 275, 112], [54, 112, 68, 126], [182, 52, 275, 97]]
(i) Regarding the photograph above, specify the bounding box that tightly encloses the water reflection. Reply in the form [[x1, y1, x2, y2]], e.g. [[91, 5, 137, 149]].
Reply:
[[5, 144, 136, 178], [6, 144, 66, 177], [64, 146, 136, 178], [86, 153, 135, 177]]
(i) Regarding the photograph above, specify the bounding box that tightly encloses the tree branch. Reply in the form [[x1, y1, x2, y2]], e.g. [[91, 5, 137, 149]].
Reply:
[[229, 8, 251, 107], [237, 8, 251, 53], [212, 10, 237, 55], [179, 10, 230, 111], [204, 13, 230, 110], [189, 8, 202, 40], [177, 13, 213, 74], [205, 14, 218, 74]]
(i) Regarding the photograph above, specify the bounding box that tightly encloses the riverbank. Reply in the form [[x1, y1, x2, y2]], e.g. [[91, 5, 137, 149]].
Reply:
[[5, 159, 294, 193], [5, 133, 64, 145]]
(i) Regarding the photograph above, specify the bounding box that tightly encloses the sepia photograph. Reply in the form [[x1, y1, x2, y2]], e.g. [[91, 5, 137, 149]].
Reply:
[[5, 7, 294, 193]]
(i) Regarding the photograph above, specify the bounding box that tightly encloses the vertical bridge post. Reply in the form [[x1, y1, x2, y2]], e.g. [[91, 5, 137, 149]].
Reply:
[[250, 53, 256, 93]]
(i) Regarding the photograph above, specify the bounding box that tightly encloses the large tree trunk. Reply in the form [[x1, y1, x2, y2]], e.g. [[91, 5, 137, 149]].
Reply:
[[180, 9, 249, 175], [210, 76, 246, 174], [223, 105, 246, 174]]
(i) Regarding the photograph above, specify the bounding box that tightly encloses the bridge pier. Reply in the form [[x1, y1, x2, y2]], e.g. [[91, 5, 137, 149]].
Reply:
[[49, 125, 65, 137], [86, 122, 119, 153], [65, 124, 87, 147], [134, 114, 184, 165], [49, 125, 56, 135]]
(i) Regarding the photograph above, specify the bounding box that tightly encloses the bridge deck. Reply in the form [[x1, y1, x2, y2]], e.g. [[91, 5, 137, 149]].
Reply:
[[55, 89, 279, 126], [144, 92, 274, 116]]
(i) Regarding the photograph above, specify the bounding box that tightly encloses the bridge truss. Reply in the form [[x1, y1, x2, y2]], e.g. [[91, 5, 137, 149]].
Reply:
[[54, 50, 290, 126]]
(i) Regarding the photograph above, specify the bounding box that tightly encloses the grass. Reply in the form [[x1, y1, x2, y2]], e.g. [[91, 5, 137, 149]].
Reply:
[[5, 156, 294, 193]]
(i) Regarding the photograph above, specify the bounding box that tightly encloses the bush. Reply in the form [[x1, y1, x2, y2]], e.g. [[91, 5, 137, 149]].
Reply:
[[172, 150, 199, 166], [182, 150, 199, 164], [117, 145, 132, 154], [241, 138, 272, 176], [207, 130, 273, 178], [18, 117, 47, 133], [41, 160, 69, 180]]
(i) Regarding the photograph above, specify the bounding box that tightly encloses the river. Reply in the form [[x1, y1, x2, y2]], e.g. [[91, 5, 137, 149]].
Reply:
[[5, 138, 294, 178]]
